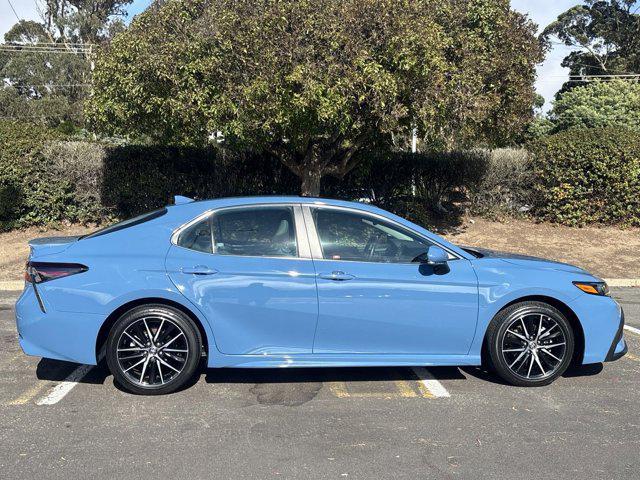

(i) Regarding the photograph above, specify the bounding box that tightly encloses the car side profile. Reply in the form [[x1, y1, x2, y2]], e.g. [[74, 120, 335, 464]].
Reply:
[[16, 196, 627, 395]]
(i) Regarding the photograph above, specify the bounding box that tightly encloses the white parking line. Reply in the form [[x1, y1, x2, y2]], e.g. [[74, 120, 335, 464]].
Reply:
[[624, 325, 640, 336], [411, 367, 450, 398], [36, 364, 93, 406]]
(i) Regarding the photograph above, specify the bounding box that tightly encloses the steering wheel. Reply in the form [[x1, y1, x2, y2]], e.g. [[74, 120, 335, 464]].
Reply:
[[364, 233, 383, 260]]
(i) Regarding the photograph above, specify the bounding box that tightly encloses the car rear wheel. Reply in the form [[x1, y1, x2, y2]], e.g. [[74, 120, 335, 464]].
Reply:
[[106, 304, 202, 395], [486, 301, 574, 387]]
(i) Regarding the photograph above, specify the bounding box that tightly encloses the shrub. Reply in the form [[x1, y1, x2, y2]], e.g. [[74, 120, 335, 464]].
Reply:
[[100, 146, 299, 218], [325, 150, 490, 228], [528, 127, 640, 226], [468, 148, 534, 217]]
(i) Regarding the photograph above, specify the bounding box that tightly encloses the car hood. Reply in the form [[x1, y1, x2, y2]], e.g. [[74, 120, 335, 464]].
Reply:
[[463, 246, 595, 277]]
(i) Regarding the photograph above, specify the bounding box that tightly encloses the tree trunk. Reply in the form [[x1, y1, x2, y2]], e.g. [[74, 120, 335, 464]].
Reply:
[[300, 168, 322, 197]]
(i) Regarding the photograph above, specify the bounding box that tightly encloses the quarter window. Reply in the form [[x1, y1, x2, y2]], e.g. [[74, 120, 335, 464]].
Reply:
[[212, 207, 298, 257], [177, 216, 213, 253], [312, 208, 436, 263]]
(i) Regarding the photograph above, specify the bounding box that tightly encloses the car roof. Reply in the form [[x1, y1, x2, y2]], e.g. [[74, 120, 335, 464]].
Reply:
[[169, 196, 389, 215]]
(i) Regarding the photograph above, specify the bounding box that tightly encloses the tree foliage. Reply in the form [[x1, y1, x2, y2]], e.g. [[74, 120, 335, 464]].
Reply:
[[549, 79, 640, 132], [542, 1, 640, 88], [88, 0, 543, 195], [0, 2, 132, 127]]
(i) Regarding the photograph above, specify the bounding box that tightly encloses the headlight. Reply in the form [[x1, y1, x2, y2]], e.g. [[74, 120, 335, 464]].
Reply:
[[573, 281, 610, 296]]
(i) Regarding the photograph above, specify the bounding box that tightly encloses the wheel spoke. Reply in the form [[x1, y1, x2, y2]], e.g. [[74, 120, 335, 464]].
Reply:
[[540, 348, 562, 361], [119, 353, 146, 361], [538, 324, 557, 340], [543, 342, 566, 348], [143, 319, 153, 343], [509, 349, 528, 368], [157, 357, 181, 373], [536, 315, 543, 340], [503, 348, 527, 353], [506, 329, 528, 343], [139, 357, 150, 384], [534, 353, 546, 376], [153, 319, 165, 343], [123, 357, 146, 373], [520, 318, 530, 339], [117, 347, 145, 352], [123, 331, 145, 348], [527, 354, 534, 378], [163, 348, 188, 353], [159, 332, 184, 350], [157, 359, 164, 384]]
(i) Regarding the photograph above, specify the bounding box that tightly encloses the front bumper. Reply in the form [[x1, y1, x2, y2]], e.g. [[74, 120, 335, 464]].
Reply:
[[568, 294, 626, 365], [605, 308, 627, 362]]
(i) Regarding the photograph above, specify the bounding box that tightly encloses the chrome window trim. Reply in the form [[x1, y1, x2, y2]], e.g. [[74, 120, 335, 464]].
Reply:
[[302, 204, 462, 264], [170, 203, 312, 260]]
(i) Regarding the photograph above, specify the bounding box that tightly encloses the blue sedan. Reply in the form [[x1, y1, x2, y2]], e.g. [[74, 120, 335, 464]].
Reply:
[[16, 196, 627, 394]]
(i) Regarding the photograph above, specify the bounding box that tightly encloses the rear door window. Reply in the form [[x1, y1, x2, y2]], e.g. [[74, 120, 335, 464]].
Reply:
[[212, 207, 298, 257]]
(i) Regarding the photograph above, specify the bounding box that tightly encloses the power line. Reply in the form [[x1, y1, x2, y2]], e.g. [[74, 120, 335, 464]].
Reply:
[[5, 0, 22, 23]]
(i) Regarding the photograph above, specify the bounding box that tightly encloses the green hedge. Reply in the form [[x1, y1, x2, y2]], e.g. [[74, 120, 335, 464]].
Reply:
[[2, 121, 639, 230], [528, 127, 640, 226]]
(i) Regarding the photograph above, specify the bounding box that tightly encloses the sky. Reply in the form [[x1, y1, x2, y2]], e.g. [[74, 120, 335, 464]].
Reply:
[[1, 0, 582, 110]]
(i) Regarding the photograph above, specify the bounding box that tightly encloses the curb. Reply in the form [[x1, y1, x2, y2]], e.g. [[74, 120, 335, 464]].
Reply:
[[0, 281, 23, 291], [605, 279, 640, 288], [0, 279, 638, 291]]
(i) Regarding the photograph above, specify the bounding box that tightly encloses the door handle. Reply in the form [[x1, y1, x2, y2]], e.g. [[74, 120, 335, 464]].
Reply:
[[181, 265, 218, 275], [319, 271, 355, 281]]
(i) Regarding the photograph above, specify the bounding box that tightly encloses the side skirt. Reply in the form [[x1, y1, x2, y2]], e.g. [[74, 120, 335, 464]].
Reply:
[[207, 353, 482, 369]]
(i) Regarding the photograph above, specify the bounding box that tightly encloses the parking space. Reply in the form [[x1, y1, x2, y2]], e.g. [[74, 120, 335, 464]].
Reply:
[[1, 288, 639, 479]]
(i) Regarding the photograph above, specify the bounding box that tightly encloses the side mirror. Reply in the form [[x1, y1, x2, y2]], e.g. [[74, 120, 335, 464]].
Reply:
[[426, 246, 448, 266]]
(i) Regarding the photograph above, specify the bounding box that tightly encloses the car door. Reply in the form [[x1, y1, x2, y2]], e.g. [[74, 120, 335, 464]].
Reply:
[[165, 204, 319, 355], [304, 206, 478, 355]]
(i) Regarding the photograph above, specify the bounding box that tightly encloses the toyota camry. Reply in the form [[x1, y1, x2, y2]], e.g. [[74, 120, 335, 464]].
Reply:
[[15, 196, 627, 394]]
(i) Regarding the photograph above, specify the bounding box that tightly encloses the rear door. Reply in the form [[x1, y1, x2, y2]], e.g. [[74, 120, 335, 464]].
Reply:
[[165, 204, 319, 355]]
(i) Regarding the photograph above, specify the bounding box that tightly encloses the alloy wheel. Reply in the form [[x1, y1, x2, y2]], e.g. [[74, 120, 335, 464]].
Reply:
[[500, 313, 567, 380], [116, 316, 190, 386]]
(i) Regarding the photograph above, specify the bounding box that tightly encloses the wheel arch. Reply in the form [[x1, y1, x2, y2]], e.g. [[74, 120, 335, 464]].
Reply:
[[95, 297, 210, 363], [481, 295, 585, 367]]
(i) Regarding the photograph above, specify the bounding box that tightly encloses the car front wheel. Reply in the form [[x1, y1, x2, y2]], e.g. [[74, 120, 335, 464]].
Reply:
[[106, 304, 202, 395], [487, 301, 575, 387]]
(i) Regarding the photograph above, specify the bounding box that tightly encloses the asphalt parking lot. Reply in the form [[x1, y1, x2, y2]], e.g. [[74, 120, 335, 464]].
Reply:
[[0, 288, 638, 479]]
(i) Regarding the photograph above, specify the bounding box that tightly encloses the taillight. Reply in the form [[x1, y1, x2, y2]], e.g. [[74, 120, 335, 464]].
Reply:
[[25, 262, 88, 284]]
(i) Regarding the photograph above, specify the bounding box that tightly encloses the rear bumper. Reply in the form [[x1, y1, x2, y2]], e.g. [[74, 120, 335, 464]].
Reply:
[[605, 309, 627, 362], [15, 285, 103, 365]]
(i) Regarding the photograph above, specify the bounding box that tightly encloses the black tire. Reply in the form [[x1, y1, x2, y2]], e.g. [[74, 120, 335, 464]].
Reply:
[[486, 301, 574, 387], [106, 304, 202, 395]]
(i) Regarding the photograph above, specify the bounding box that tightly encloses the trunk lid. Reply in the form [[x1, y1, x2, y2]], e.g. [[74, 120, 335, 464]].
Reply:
[[28, 236, 81, 259]]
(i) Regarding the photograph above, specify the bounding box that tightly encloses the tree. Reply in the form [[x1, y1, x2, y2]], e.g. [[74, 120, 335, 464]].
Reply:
[[43, 1, 133, 44], [88, 0, 543, 196], [0, 2, 132, 127], [542, 1, 640, 87], [549, 79, 640, 132]]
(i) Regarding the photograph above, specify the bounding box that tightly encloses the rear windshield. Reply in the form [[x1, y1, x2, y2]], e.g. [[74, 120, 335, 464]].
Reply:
[[82, 208, 168, 239]]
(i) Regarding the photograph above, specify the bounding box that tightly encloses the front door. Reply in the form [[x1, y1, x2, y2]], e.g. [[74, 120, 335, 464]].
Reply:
[[305, 207, 478, 355], [166, 205, 318, 355]]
